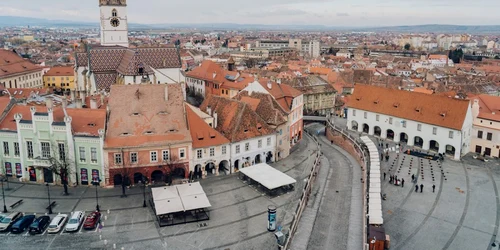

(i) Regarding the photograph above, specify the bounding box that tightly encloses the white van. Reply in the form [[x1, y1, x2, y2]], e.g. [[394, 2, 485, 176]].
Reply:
[[65, 211, 84, 232]]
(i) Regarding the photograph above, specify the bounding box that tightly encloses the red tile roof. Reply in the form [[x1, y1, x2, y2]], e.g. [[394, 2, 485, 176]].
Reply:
[[470, 94, 500, 122], [348, 85, 469, 130], [185, 105, 229, 148], [0, 50, 42, 78], [44, 66, 74, 77]]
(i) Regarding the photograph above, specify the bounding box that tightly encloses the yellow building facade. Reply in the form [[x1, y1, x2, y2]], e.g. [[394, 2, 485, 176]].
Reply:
[[43, 66, 76, 91]]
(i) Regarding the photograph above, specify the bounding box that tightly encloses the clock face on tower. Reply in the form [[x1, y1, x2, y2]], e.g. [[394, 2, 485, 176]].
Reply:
[[110, 18, 120, 27]]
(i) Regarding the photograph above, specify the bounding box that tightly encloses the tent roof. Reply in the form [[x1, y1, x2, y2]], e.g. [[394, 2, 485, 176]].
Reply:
[[239, 163, 296, 190]]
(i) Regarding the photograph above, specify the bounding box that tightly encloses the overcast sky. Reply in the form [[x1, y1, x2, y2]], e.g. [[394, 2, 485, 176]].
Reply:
[[0, 0, 499, 26]]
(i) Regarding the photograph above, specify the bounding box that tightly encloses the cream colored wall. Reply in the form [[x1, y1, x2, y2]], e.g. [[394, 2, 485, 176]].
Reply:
[[0, 70, 44, 89]]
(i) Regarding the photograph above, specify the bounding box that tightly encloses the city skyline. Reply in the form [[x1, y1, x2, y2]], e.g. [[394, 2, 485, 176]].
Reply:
[[0, 0, 499, 27]]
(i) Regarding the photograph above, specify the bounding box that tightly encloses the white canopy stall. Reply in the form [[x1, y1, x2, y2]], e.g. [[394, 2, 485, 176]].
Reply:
[[239, 163, 296, 195]]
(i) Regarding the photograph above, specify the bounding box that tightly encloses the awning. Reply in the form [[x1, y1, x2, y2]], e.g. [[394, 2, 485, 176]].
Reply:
[[151, 182, 212, 216], [239, 163, 296, 190]]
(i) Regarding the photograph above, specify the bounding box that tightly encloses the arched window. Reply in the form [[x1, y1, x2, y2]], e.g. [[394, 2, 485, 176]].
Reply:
[[112, 9, 118, 17]]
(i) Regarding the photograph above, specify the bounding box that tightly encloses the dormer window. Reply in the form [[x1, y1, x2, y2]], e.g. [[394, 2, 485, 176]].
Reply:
[[356, 97, 361, 101], [374, 100, 379, 104], [132, 112, 140, 116], [145, 131, 154, 135], [121, 132, 130, 136], [169, 129, 177, 132], [393, 102, 400, 108], [244, 129, 249, 133], [88, 123, 96, 127], [440, 112, 447, 117], [415, 107, 421, 113]]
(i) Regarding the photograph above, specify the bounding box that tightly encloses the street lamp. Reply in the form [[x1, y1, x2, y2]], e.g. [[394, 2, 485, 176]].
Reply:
[[141, 179, 147, 208], [1, 178, 7, 213], [93, 178, 100, 212], [45, 183, 52, 214]]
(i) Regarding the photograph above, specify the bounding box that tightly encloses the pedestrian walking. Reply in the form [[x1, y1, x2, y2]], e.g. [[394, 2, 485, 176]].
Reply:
[[390, 175, 393, 183], [415, 185, 419, 192], [402, 178, 405, 187], [432, 184, 436, 193], [420, 184, 424, 193], [384, 172, 386, 180], [411, 174, 415, 182]]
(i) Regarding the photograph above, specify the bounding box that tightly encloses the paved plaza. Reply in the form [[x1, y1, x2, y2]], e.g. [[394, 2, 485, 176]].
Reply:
[[0, 135, 319, 250], [374, 136, 500, 250]]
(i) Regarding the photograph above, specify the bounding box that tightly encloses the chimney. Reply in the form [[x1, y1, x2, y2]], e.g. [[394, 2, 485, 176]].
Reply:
[[100, 94, 105, 107], [207, 106, 212, 115], [75, 99, 83, 109], [277, 78, 281, 84], [213, 72, 217, 79], [70, 89, 76, 101], [213, 111, 218, 128], [267, 81, 272, 89], [165, 85, 169, 101], [472, 99, 480, 119], [45, 97, 53, 109], [90, 98, 98, 109]]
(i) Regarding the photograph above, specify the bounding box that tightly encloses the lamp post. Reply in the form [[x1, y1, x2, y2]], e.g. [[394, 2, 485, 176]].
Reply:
[[141, 179, 147, 208], [2, 178, 7, 213], [93, 178, 100, 212], [46, 183, 52, 214]]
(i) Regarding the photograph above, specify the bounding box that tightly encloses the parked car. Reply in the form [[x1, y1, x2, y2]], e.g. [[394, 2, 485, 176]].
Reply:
[[0, 213, 6, 222], [83, 211, 101, 230], [65, 211, 84, 232], [0, 212, 22, 232], [47, 214, 68, 234], [29, 216, 51, 235], [11, 215, 36, 234]]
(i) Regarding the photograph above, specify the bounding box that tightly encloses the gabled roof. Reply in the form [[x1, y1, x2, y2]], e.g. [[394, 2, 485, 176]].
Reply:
[[200, 95, 274, 143], [44, 66, 74, 77], [186, 60, 227, 83], [0, 105, 105, 136], [348, 85, 469, 130], [185, 105, 229, 148], [235, 91, 288, 127], [257, 79, 302, 113], [105, 84, 191, 148], [0, 50, 42, 78], [471, 94, 500, 122]]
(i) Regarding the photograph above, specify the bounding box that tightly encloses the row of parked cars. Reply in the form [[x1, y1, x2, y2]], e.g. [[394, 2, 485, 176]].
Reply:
[[0, 211, 101, 235]]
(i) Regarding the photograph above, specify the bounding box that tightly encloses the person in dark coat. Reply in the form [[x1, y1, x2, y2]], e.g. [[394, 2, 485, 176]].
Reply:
[[420, 184, 424, 193], [432, 184, 436, 193], [401, 178, 405, 187], [415, 185, 419, 192], [384, 172, 386, 180], [411, 174, 415, 182]]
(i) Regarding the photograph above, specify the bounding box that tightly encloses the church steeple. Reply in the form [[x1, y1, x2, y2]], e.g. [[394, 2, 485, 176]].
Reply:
[[99, 0, 129, 47], [99, 0, 127, 6]]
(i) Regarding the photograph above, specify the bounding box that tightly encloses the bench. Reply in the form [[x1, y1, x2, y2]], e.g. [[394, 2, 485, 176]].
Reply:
[[46, 201, 56, 210], [9, 199, 23, 209]]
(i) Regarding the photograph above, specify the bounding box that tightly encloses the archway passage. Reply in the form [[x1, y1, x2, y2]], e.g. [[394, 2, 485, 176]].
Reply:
[[446, 145, 456, 156], [194, 164, 202, 179], [172, 167, 186, 179], [414, 136, 424, 148], [219, 160, 229, 175], [429, 140, 439, 152], [351, 121, 358, 131], [387, 129, 395, 140], [113, 174, 123, 186], [133, 172, 143, 184], [399, 132, 408, 143], [374, 126, 381, 137], [266, 152, 274, 163], [255, 154, 262, 164], [234, 160, 240, 172], [205, 162, 216, 175], [151, 170, 163, 183], [362, 123, 369, 133]]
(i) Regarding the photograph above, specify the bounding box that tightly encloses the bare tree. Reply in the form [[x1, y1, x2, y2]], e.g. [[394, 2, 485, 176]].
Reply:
[[47, 143, 71, 195], [117, 149, 132, 197], [163, 155, 187, 185]]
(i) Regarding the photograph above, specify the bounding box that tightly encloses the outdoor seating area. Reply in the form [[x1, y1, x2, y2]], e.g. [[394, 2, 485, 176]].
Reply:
[[150, 182, 211, 227], [361, 136, 384, 226], [239, 163, 297, 197]]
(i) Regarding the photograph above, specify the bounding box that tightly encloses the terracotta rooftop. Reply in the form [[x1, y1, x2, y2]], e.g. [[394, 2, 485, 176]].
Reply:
[[0, 105, 105, 137], [44, 66, 74, 77], [0, 50, 42, 78], [105, 84, 191, 148], [200, 95, 274, 143], [348, 85, 469, 130], [235, 91, 288, 127], [185, 104, 229, 148], [257, 78, 302, 113], [471, 94, 500, 122]]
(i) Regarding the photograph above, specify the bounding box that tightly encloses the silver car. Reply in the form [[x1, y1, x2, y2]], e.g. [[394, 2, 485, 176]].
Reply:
[[47, 214, 68, 234], [0, 212, 22, 232], [65, 211, 84, 232]]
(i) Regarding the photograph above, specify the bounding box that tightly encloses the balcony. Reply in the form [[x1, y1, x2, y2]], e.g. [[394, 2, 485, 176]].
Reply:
[[33, 156, 52, 167]]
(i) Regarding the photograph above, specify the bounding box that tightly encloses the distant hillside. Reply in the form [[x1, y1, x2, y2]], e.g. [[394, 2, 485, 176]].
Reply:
[[0, 16, 499, 33], [356, 24, 500, 34]]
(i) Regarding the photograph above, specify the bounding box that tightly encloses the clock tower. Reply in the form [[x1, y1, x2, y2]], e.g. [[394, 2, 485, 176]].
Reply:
[[99, 0, 129, 47]]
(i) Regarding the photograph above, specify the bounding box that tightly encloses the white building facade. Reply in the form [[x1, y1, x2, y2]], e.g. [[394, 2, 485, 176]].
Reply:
[[99, 0, 129, 47]]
